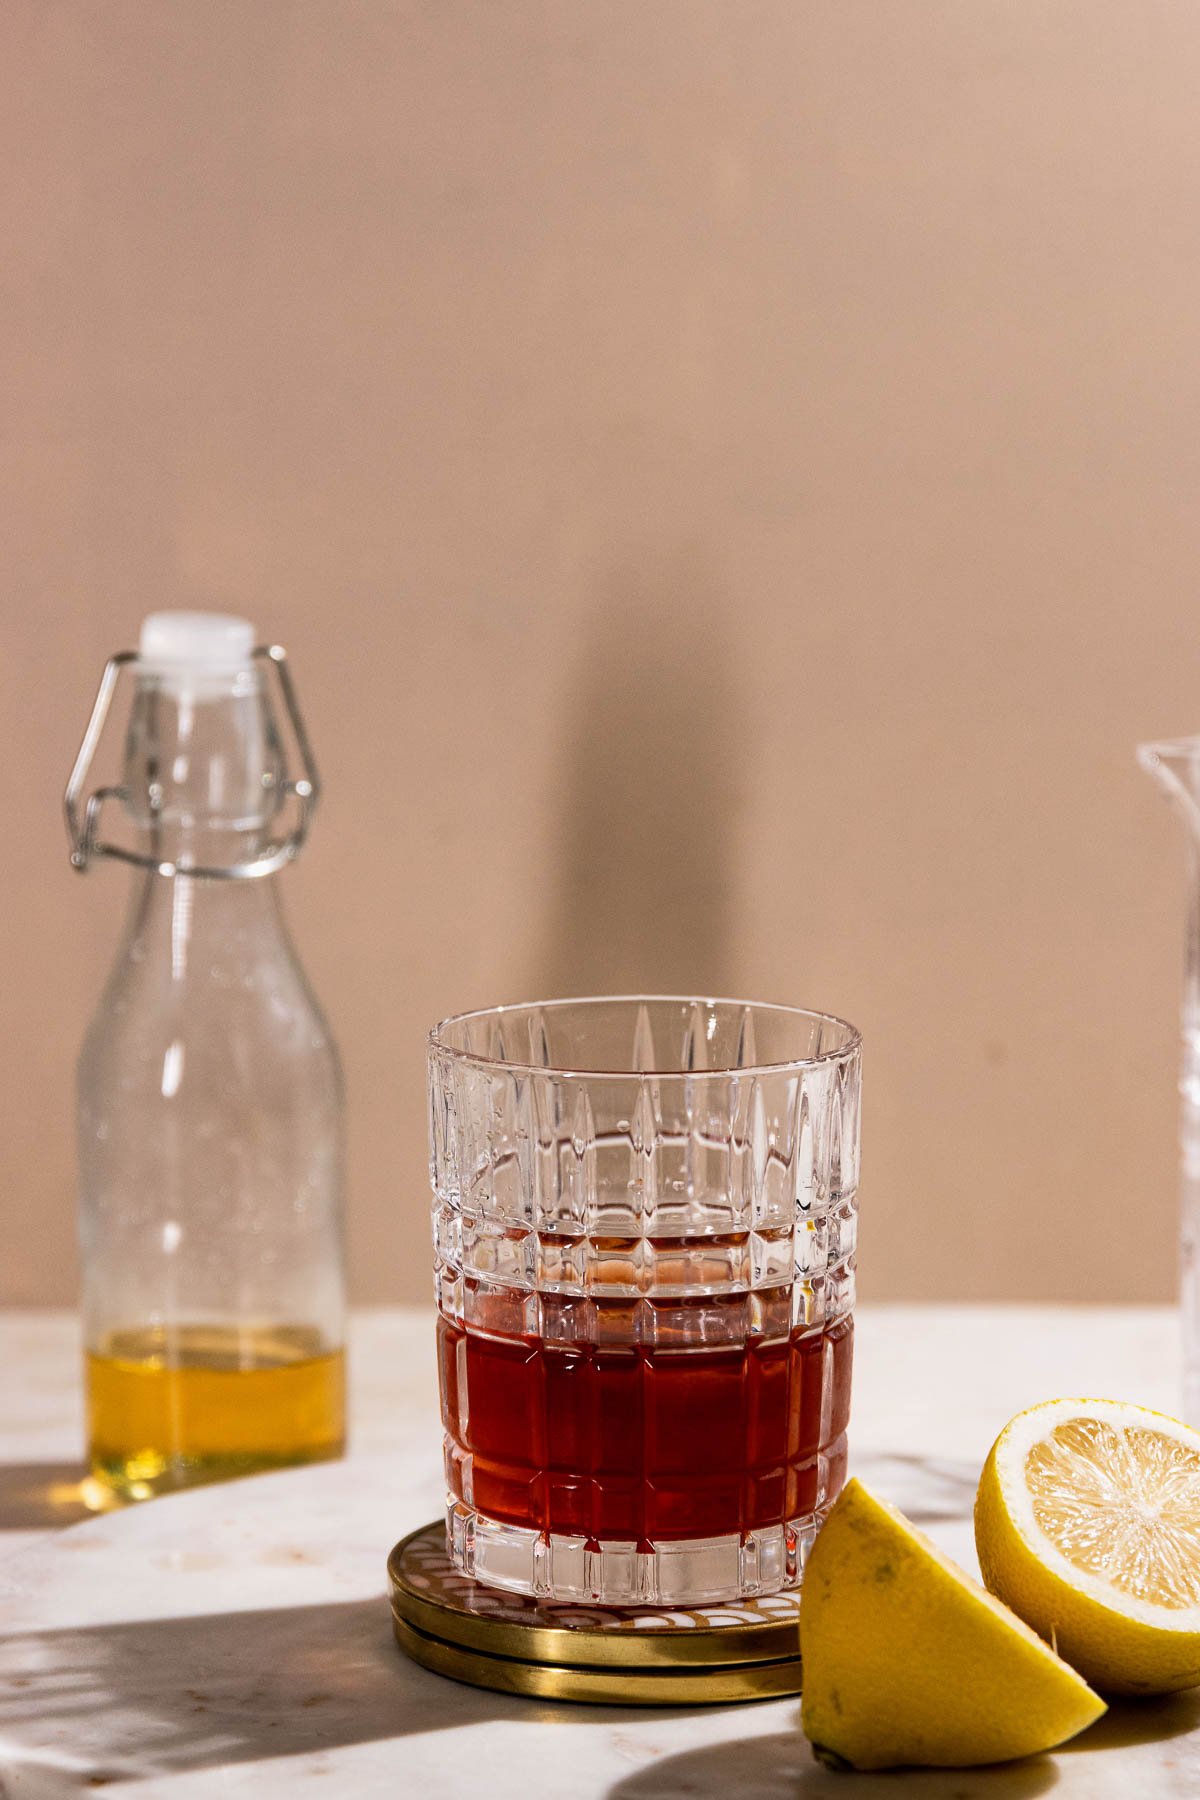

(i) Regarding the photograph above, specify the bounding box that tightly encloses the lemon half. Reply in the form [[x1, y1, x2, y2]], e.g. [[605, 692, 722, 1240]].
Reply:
[[799, 1478, 1104, 1770], [975, 1397, 1200, 1695]]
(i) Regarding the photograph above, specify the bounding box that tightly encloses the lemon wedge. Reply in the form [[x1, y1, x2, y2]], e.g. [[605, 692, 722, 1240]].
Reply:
[[799, 1477, 1104, 1769], [975, 1396, 1200, 1695]]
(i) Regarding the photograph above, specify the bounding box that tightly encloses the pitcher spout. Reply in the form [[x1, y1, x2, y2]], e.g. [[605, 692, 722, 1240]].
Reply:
[[1138, 739, 1200, 842]]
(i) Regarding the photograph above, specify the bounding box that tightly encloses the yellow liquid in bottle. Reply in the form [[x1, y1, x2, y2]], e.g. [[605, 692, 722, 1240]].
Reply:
[[86, 1323, 346, 1503]]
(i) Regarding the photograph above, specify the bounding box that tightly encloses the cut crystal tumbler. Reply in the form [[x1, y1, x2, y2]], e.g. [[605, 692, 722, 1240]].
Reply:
[[428, 996, 861, 1604]]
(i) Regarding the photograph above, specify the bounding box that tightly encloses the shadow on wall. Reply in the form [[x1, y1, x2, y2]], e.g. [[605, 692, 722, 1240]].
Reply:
[[540, 548, 745, 1000]]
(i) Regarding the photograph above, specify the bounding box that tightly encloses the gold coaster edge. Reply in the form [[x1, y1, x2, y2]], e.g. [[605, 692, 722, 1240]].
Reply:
[[387, 1520, 804, 1670], [391, 1612, 803, 1708]]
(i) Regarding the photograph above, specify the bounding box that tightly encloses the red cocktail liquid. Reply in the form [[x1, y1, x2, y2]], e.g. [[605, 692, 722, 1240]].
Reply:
[[438, 1313, 852, 1544]]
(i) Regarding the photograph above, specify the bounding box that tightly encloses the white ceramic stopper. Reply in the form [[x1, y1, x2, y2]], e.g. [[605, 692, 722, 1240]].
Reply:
[[138, 612, 256, 691]]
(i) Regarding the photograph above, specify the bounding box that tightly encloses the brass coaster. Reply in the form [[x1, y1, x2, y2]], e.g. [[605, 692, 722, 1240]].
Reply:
[[388, 1521, 803, 1706]]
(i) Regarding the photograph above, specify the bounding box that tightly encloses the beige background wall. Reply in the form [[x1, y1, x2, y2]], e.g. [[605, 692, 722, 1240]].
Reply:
[[5, 2, 1200, 1307]]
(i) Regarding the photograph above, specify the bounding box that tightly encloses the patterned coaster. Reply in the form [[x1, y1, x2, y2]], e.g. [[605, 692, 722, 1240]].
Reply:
[[388, 1521, 804, 1669]]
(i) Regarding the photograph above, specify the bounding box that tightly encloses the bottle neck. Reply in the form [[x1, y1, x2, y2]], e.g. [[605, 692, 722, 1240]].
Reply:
[[121, 865, 290, 983], [121, 669, 285, 875]]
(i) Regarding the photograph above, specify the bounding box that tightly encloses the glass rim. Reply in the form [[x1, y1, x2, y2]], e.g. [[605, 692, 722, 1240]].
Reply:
[[427, 994, 862, 1080]]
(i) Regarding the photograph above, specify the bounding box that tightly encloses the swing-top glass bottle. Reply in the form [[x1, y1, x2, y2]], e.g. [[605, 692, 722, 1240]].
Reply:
[[65, 612, 346, 1502]]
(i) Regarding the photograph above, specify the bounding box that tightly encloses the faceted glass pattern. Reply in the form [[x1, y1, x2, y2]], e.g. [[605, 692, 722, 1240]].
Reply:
[[428, 997, 861, 1604]]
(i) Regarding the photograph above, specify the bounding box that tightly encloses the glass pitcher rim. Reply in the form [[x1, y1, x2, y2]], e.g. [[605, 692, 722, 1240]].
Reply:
[[428, 994, 861, 1081], [1138, 736, 1200, 762]]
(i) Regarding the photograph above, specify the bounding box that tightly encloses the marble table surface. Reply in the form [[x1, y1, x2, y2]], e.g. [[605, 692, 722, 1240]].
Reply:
[[2, 1304, 1199, 1798]]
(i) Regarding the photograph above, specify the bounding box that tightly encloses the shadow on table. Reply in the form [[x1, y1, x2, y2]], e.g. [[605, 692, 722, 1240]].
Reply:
[[0, 1594, 717, 1789], [7, 1596, 1199, 1797], [0, 1463, 92, 1531], [1063, 1686, 1200, 1752], [601, 1691, 1200, 1796], [605, 1728, 1060, 1798]]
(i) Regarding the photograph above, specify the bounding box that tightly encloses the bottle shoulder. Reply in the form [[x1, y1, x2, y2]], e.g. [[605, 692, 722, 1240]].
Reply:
[[79, 874, 343, 1099], [79, 958, 343, 1094]]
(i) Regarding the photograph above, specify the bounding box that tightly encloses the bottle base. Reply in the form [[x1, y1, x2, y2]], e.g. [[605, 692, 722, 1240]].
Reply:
[[446, 1498, 830, 1605], [86, 1441, 347, 1507], [84, 1324, 347, 1504]]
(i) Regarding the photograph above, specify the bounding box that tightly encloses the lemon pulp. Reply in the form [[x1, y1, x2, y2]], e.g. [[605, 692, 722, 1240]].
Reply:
[[1024, 1418, 1200, 1609]]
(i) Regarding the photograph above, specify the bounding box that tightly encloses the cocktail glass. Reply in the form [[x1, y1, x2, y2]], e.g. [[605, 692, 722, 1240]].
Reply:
[[428, 996, 861, 1605]]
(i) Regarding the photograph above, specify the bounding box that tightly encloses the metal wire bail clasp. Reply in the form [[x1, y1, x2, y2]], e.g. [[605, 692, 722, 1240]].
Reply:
[[63, 644, 320, 880]]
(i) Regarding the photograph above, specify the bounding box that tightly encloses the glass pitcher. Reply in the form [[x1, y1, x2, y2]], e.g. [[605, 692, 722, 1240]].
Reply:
[[1139, 738, 1200, 1424]]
